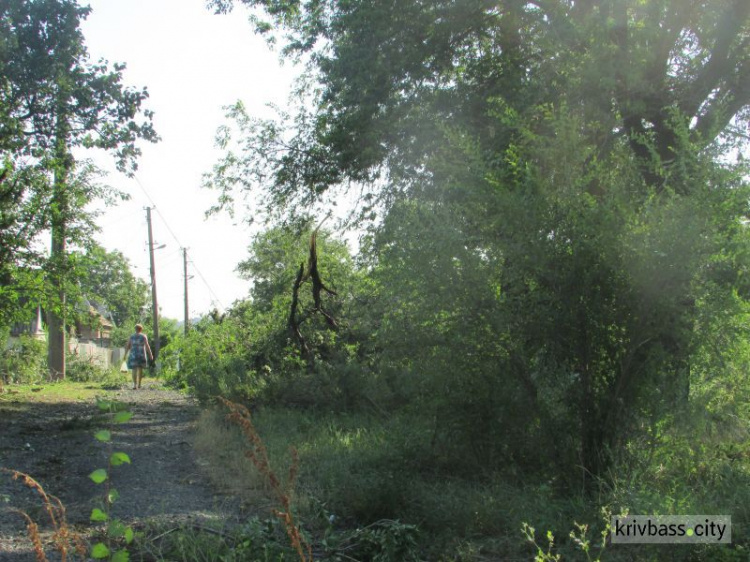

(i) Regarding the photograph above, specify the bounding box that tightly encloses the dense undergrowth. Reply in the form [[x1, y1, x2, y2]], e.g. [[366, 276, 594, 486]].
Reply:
[[189, 403, 750, 561], [159, 224, 750, 560]]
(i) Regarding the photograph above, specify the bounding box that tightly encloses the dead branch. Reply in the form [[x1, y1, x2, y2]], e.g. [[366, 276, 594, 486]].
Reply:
[[288, 262, 310, 358]]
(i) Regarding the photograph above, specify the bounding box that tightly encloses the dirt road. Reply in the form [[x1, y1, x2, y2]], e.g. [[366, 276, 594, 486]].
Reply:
[[0, 380, 240, 561]]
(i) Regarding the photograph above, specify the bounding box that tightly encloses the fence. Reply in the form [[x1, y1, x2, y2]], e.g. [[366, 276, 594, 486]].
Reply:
[[68, 339, 126, 370]]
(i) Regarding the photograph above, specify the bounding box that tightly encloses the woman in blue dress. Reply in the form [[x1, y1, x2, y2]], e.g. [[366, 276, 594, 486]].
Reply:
[[125, 324, 154, 390]]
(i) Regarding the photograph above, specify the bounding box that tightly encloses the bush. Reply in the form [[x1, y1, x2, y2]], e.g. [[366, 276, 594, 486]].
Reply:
[[1, 334, 47, 383], [66, 353, 118, 383], [162, 316, 263, 403]]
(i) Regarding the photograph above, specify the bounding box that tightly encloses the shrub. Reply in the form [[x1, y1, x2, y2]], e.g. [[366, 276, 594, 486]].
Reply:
[[1, 334, 47, 383], [66, 353, 117, 383]]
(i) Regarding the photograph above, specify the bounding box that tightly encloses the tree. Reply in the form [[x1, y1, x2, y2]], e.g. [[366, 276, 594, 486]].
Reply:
[[75, 242, 149, 332], [207, 0, 750, 482], [0, 0, 157, 377], [207, 0, 749, 202], [0, 160, 50, 327]]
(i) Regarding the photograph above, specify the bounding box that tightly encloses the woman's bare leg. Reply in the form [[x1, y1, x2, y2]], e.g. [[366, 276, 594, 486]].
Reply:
[[131, 368, 138, 389]]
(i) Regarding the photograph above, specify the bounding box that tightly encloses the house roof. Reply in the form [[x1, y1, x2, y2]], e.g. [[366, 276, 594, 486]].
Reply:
[[79, 298, 115, 329]]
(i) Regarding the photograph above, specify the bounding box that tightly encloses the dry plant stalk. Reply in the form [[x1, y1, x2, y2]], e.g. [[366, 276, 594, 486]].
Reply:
[[218, 397, 312, 562], [1, 468, 86, 562]]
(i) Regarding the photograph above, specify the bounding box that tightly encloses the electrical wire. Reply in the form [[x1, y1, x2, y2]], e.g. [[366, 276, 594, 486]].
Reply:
[[130, 173, 226, 312]]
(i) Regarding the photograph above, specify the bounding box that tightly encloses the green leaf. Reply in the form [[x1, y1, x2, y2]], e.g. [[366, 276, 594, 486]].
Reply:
[[94, 430, 111, 442], [96, 400, 112, 411], [108, 488, 120, 504], [124, 526, 134, 544], [112, 551, 130, 562], [91, 542, 110, 558], [90, 508, 108, 522], [114, 411, 133, 423], [110, 452, 131, 466], [109, 519, 126, 538], [89, 469, 108, 484]]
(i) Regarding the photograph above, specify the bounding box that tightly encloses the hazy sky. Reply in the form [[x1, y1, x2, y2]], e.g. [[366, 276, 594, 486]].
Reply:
[[79, 0, 297, 320]]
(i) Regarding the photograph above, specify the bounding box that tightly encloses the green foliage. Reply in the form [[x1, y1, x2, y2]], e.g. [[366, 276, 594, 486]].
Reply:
[[0, 161, 50, 327], [0, 0, 158, 169], [0, 0, 157, 374], [73, 243, 149, 335], [91, 543, 110, 559], [522, 518, 612, 562], [193, 0, 750, 557], [313, 517, 420, 562], [90, 508, 108, 522], [144, 518, 290, 562], [139, 314, 181, 360], [65, 353, 116, 383], [195, 406, 585, 558], [163, 314, 256, 402], [166, 226, 375, 409], [109, 452, 131, 466], [89, 469, 108, 485], [0, 334, 47, 384], [203, 0, 750, 482], [95, 430, 111, 442], [207, 0, 750, 219]]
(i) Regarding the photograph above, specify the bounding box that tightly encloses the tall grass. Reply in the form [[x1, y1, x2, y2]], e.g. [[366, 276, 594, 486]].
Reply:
[[195, 406, 589, 558], [194, 403, 750, 560]]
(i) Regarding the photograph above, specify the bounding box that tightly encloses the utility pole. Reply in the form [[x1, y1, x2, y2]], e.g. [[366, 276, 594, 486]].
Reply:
[[183, 247, 190, 336], [146, 207, 160, 363]]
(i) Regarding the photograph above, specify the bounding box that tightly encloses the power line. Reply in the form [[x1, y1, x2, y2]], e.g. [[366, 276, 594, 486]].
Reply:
[[188, 255, 225, 311], [132, 174, 183, 247], [131, 173, 226, 312], [102, 208, 143, 227]]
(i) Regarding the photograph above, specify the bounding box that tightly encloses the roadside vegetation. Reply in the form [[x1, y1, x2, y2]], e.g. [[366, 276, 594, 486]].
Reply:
[[162, 222, 750, 560], [2, 0, 750, 560], [165, 0, 750, 558]]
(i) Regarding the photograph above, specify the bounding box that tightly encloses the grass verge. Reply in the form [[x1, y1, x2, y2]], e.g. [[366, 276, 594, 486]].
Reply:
[[194, 404, 750, 561], [1, 380, 118, 403]]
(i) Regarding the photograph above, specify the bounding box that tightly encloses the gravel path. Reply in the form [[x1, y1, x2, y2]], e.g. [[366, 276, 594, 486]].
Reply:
[[0, 380, 241, 561]]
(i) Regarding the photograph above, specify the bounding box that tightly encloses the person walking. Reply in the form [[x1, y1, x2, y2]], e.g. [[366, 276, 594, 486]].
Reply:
[[125, 323, 154, 390]]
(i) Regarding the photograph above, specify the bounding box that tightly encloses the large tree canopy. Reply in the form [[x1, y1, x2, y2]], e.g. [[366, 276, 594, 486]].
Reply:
[[205, 0, 750, 483], [0, 0, 157, 169], [208, 0, 750, 215]]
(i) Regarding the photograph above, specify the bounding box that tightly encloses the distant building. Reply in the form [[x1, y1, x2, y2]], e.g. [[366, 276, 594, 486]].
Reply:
[[74, 299, 115, 346], [8, 299, 123, 368], [10, 299, 115, 344], [9, 304, 46, 340]]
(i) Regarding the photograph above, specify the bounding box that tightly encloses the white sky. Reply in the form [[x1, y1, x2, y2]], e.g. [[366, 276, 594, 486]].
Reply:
[[79, 0, 297, 321]]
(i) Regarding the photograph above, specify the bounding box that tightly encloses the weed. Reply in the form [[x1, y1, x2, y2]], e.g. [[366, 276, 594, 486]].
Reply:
[[219, 396, 312, 562], [523, 509, 612, 562], [3, 380, 119, 403], [322, 518, 421, 562], [523, 523, 562, 562], [1, 468, 86, 561], [137, 517, 292, 561], [67, 355, 124, 385], [88, 398, 135, 561]]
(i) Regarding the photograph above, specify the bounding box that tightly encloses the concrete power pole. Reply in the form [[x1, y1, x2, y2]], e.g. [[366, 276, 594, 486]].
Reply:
[[183, 247, 190, 336], [146, 207, 160, 363]]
